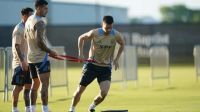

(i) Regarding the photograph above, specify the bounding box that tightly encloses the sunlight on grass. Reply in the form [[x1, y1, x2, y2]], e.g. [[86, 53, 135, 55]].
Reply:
[[0, 65, 200, 112]]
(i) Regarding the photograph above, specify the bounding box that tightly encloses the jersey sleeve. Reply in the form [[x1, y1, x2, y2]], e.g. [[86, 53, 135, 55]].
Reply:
[[13, 28, 23, 45], [83, 29, 95, 40], [115, 30, 124, 41]]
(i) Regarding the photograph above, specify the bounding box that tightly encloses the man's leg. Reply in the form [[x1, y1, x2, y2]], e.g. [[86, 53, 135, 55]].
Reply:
[[89, 80, 110, 111], [29, 63, 40, 112], [30, 78, 40, 112], [69, 85, 86, 112], [12, 85, 23, 112], [69, 62, 96, 112], [38, 72, 50, 112], [24, 84, 32, 112]]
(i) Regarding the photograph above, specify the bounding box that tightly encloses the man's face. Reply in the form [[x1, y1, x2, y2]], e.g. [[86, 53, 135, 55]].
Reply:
[[102, 22, 113, 34], [24, 12, 33, 22], [39, 5, 48, 17]]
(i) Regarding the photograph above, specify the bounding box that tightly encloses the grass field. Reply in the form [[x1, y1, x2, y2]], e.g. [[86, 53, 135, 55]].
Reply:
[[0, 64, 200, 112]]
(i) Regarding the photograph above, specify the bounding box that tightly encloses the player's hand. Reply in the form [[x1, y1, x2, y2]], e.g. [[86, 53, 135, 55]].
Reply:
[[78, 53, 85, 62], [113, 58, 119, 71], [21, 60, 28, 71], [49, 50, 57, 57]]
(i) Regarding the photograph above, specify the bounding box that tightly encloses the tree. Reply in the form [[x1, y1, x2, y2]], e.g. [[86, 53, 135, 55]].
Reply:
[[160, 5, 200, 23]]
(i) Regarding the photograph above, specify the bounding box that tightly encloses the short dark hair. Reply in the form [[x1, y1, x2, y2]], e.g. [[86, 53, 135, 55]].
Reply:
[[21, 7, 33, 15], [103, 15, 114, 24], [35, 0, 48, 8]]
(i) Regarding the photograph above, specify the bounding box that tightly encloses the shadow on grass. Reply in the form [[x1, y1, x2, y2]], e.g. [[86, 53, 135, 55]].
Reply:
[[153, 87, 176, 91], [37, 97, 72, 105]]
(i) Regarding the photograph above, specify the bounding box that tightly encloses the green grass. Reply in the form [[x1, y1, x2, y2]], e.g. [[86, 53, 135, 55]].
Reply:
[[0, 68, 5, 91], [1, 65, 200, 112]]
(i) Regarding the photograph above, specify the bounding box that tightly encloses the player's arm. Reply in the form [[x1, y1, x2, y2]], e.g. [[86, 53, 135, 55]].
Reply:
[[34, 21, 56, 56], [15, 44, 28, 71], [78, 30, 93, 58], [15, 44, 24, 62], [113, 33, 125, 70]]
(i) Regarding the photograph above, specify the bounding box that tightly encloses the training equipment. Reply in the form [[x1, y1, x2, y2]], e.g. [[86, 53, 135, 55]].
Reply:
[[112, 45, 138, 86], [0, 47, 5, 92], [49, 46, 69, 96], [193, 45, 200, 81], [1, 46, 69, 101], [150, 46, 170, 85]]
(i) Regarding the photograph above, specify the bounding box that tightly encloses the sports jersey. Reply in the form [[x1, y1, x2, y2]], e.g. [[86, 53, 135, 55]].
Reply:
[[25, 13, 48, 63], [12, 21, 27, 69], [88, 28, 122, 66]]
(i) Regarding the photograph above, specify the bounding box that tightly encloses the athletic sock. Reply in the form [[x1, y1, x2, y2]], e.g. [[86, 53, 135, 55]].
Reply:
[[42, 105, 49, 112], [89, 102, 96, 110], [69, 106, 75, 112], [12, 107, 19, 112], [31, 105, 36, 112], [25, 106, 31, 112]]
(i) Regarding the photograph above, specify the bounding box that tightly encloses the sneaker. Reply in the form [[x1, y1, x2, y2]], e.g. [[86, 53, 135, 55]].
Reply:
[[25, 109, 31, 112], [12, 108, 19, 112], [12, 110, 19, 112], [25, 107, 31, 112], [42, 110, 52, 112], [89, 109, 95, 112], [42, 106, 52, 112]]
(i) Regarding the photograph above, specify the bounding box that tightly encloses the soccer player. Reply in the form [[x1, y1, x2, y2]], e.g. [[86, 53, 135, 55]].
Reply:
[[11, 7, 33, 112], [69, 15, 125, 112], [24, 0, 57, 112]]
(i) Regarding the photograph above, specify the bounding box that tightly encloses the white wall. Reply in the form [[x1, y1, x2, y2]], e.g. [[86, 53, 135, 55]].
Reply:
[[49, 3, 97, 25], [0, 1, 34, 25], [49, 2, 128, 25], [0, 0, 128, 25]]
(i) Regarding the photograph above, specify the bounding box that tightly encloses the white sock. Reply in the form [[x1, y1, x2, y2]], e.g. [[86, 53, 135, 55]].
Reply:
[[89, 102, 96, 110], [69, 106, 75, 112], [25, 106, 31, 112], [31, 105, 36, 112], [42, 105, 49, 112], [12, 107, 19, 112]]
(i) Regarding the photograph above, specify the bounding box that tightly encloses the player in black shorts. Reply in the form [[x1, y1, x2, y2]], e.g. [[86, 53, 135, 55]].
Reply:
[[24, 0, 57, 111], [69, 16, 125, 112], [11, 7, 33, 112]]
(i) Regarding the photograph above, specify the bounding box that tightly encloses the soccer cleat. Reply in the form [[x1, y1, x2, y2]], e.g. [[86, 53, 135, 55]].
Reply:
[[12, 108, 19, 112], [25, 107, 31, 112], [89, 109, 95, 112], [25, 109, 31, 112], [12, 110, 19, 112]]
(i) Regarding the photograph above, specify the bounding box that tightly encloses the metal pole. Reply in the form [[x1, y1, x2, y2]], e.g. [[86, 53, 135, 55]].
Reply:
[[63, 51, 69, 95], [4, 49, 8, 102]]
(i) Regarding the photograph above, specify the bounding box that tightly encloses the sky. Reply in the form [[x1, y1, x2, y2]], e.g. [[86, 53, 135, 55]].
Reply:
[[52, 0, 200, 21]]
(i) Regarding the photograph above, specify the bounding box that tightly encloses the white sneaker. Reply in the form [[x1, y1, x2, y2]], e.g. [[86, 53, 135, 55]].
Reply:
[[42, 105, 51, 112], [12, 109, 19, 112], [31, 105, 36, 112], [69, 107, 75, 112], [25, 106, 31, 112]]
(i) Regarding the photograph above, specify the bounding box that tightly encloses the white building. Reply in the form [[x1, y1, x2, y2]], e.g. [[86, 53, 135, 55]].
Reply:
[[0, 0, 128, 25]]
